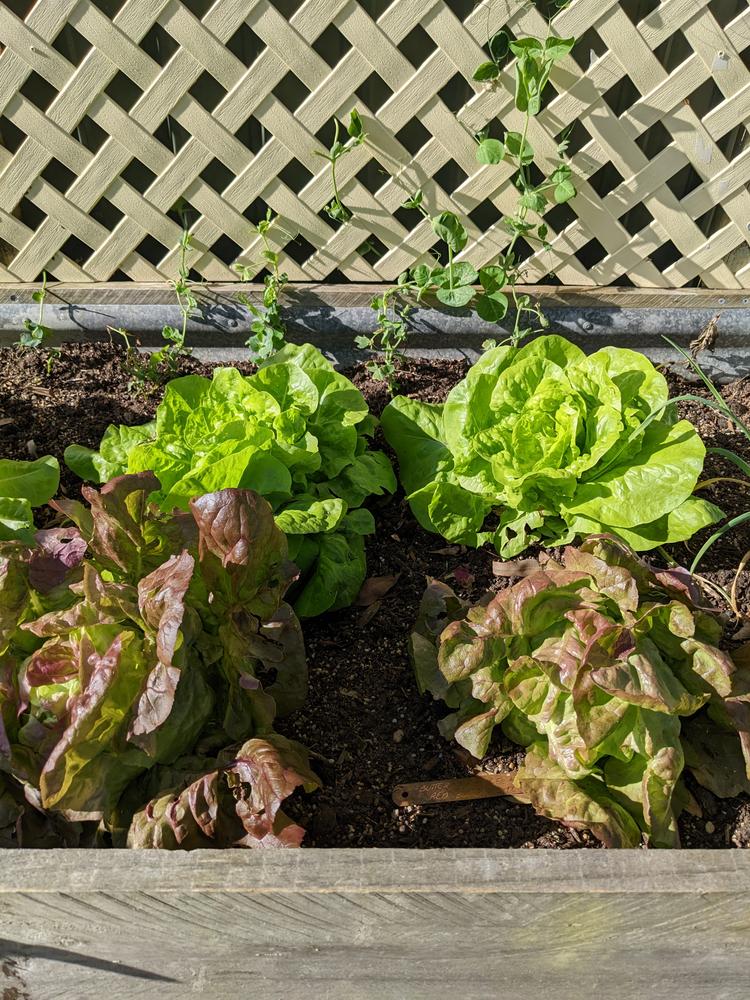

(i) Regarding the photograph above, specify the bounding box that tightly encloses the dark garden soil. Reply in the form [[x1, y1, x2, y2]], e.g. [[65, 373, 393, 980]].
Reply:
[[2, 342, 749, 850]]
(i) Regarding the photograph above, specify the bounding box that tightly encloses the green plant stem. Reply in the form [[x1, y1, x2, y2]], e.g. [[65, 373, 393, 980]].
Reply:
[[504, 110, 533, 343], [708, 448, 750, 478], [663, 336, 750, 441], [36, 271, 47, 326], [262, 229, 280, 284], [330, 154, 342, 210], [691, 510, 750, 574], [176, 237, 191, 347]]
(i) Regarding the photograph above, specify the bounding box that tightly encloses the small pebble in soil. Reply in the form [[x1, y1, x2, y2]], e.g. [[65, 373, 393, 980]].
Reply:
[[392, 729, 404, 743]]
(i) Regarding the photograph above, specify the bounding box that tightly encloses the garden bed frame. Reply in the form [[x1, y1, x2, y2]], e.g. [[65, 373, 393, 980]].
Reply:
[[2, 283, 750, 998], [1, 284, 749, 374], [2, 849, 750, 998]]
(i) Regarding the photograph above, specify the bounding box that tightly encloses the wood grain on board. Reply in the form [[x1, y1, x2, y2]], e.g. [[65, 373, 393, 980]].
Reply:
[[1, 849, 749, 1000], [0, 282, 746, 308]]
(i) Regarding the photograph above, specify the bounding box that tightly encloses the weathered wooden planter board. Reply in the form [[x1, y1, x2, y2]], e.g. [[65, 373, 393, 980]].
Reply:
[[1, 849, 749, 1000]]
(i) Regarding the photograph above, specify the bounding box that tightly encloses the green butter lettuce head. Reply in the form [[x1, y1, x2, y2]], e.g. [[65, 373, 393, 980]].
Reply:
[[411, 535, 750, 847], [0, 474, 315, 836], [65, 345, 395, 616], [382, 335, 722, 556]]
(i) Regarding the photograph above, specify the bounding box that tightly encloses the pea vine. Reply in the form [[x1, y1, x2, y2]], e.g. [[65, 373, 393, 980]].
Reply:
[[317, 111, 366, 223], [330, 27, 577, 387], [16, 270, 60, 374], [233, 209, 290, 361], [157, 228, 196, 368]]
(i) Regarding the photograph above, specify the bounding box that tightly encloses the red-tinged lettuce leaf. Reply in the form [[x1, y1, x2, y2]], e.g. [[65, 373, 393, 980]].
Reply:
[[217, 618, 278, 741], [28, 527, 87, 594], [230, 734, 321, 847], [127, 734, 320, 849], [52, 473, 194, 581], [681, 714, 750, 798], [590, 636, 708, 716], [127, 550, 211, 760], [137, 550, 195, 654], [254, 602, 308, 717], [409, 580, 471, 708], [39, 631, 152, 817], [0, 656, 19, 761], [22, 564, 138, 639], [127, 550, 214, 763], [21, 636, 79, 697], [452, 705, 503, 759], [562, 541, 640, 612], [52, 473, 156, 571], [0, 542, 32, 652], [726, 643, 750, 760], [190, 490, 307, 732], [190, 488, 295, 619], [128, 659, 215, 764], [515, 744, 643, 848], [628, 710, 684, 848]]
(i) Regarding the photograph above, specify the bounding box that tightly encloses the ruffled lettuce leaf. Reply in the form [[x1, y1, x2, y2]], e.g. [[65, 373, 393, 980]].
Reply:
[[126, 735, 321, 849]]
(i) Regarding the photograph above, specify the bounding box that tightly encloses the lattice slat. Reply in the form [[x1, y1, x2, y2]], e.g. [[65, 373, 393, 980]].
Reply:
[[0, 0, 748, 288]]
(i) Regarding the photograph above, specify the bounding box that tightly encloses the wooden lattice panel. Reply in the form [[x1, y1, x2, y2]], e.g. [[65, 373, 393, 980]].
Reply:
[[0, 0, 749, 288]]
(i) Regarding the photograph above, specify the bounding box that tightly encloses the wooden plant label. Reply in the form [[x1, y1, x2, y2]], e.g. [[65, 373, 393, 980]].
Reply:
[[392, 772, 529, 807]]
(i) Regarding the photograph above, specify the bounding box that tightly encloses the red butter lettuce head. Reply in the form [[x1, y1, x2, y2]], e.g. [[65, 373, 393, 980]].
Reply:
[[411, 534, 748, 848], [0, 474, 315, 838], [126, 734, 321, 849]]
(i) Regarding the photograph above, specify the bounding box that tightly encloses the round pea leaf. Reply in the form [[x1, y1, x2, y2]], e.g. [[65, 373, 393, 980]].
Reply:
[[554, 179, 576, 203], [436, 286, 475, 309], [489, 31, 510, 64], [476, 292, 509, 323], [473, 61, 499, 82], [477, 139, 505, 165], [479, 266, 507, 295], [437, 263, 478, 288]]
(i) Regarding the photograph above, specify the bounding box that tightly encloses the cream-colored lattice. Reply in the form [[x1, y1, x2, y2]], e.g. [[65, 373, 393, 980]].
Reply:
[[0, 0, 748, 287]]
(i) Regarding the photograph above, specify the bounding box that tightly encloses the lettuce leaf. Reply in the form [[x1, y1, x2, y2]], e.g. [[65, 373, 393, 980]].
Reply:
[[0, 456, 59, 541], [126, 735, 321, 850]]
